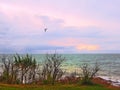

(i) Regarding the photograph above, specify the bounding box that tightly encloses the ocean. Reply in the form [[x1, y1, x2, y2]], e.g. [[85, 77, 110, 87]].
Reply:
[[33, 54, 120, 86], [0, 54, 120, 85]]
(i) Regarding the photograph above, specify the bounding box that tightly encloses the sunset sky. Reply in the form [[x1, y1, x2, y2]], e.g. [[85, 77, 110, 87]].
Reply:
[[0, 0, 120, 53]]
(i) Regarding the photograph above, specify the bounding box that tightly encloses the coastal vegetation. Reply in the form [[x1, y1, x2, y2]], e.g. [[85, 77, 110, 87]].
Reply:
[[80, 63, 100, 85], [0, 53, 119, 90]]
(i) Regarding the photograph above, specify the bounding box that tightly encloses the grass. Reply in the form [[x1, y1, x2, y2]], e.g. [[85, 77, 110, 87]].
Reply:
[[0, 84, 117, 90]]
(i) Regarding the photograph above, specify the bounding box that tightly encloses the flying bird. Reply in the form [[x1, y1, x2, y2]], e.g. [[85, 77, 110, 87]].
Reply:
[[44, 28, 47, 32]]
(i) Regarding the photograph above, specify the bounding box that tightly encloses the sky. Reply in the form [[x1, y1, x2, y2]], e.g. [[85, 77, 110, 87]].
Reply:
[[0, 0, 120, 53]]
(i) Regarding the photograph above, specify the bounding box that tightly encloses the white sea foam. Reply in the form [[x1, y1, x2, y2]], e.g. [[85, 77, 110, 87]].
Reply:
[[98, 76, 120, 87]]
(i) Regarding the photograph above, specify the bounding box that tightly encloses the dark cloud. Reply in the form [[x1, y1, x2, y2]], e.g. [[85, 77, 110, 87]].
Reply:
[[0, 45, 65, 53]]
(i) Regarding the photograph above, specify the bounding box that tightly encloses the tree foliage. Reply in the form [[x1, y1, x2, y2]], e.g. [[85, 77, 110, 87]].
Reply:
[[80, 62, 100, 85], [14, 54, 37, 84], [42, 53, 65, 85]]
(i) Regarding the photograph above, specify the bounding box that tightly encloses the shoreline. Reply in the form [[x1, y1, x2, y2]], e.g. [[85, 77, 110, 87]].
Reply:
[[63, 70, 120, 87], [98, 76, 120, 87], [0, 77, 119, 89], [94, 76, 120, 88]]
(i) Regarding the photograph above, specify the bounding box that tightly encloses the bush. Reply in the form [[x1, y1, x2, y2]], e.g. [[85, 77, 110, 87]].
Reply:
[[42, 53, 65, 85], [80, 62, 100, 85]]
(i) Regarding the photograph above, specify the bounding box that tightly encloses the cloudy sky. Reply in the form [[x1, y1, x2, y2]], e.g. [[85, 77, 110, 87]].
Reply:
[[0, 0, 120, 53]]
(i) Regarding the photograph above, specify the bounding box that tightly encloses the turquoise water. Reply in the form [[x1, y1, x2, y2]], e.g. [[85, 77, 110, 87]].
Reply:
[[0, 54, 120, 82], [32, 54, 120, 81]]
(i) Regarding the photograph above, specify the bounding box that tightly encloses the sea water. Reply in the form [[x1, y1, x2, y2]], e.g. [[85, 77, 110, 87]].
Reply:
[[0, 54, 120, 86], [33, 54, 120, 86]]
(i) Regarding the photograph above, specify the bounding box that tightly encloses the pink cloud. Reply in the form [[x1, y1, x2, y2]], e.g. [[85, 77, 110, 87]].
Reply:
[[48, 38, 100, 51], [0, 0, 120, 53], [0, 1, 98, 29], [48, 38, 79, 46], [76, 44, 100, 51]]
